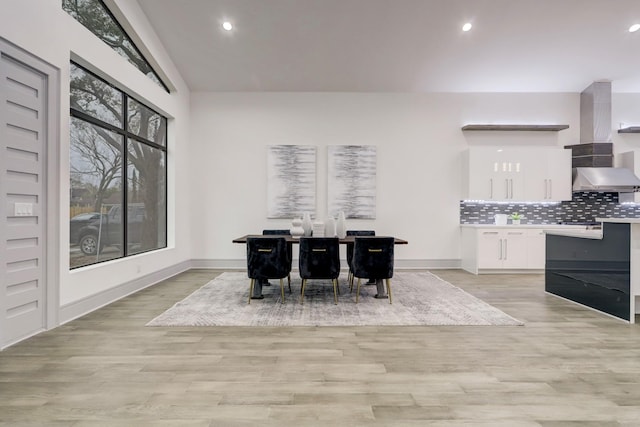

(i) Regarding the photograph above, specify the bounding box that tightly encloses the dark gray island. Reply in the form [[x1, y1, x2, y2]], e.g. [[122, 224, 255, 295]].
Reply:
[[545, 219, 640, 323]]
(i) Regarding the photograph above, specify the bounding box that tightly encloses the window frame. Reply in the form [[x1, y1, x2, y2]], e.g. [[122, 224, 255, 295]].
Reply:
[[70, 61, 168, 269], [63, 0, 170, 93]]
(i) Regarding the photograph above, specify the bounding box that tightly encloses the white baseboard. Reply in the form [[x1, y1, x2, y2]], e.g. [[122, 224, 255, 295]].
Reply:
[[395, 259, 461, 269], [59, 259, 192, 324]]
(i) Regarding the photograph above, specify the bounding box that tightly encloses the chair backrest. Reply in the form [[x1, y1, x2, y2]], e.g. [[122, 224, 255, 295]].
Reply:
[[346, 230, 376, 267], [263, 229, 293, 264], [246, 237, 291, 280], [352, 236, 395, 279], [298, 237, 340, 280], [262, 229, 291, 235]]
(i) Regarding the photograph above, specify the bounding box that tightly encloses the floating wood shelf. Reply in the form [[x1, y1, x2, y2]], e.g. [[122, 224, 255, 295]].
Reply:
[[462, 124, 570, 131], [618, 127, 640, 134]]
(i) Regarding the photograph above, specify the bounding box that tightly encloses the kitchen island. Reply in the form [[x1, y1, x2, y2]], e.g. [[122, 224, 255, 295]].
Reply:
[[545, 218, 640, 323]]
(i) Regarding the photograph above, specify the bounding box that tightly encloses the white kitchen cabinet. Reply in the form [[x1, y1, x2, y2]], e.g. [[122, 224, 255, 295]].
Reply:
[[464, 147, 525, 201], [475, 230, 502, 269], [524, 148, 572, 201], [460, 225, 587, 274], [526, 229, 546, 269], [477, 229, 528, 269], [463, 147, 571, 201]]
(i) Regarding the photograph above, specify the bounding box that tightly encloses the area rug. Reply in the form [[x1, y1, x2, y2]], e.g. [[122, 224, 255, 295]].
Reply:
[[147, 272, 522, 327]]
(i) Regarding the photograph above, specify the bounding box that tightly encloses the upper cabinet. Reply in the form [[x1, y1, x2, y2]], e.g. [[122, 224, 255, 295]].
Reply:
[[464, 147, 524, 200], [463, 147, 572, 202], [524, 148, 572, 201]]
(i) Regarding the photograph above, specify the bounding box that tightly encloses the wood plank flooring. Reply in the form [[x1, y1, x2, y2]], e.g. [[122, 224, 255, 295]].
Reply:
[[1, 269, 640, 426]]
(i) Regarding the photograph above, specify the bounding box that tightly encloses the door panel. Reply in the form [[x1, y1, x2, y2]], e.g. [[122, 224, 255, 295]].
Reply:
[[1, 52, 47, 347]]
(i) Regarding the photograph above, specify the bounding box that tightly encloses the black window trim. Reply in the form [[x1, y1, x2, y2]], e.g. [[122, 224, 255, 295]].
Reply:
[[64, 0, 170, 93], [70, 61, 168, 150], [70, 61, 168, 269]]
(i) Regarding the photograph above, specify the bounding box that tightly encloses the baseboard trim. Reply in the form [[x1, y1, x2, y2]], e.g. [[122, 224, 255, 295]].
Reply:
[[191, 259, 246, 270], [396, 259, 461, 269], [59, 260, 192, 324]]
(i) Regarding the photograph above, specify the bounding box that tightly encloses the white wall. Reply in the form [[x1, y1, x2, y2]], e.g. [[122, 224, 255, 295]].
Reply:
[[0, 0, 192, 321], [189, 92, 580, 268], [612, 93, 640, 155]]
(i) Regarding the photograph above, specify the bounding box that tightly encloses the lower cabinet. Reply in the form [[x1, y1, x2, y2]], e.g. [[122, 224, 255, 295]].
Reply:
[[461, 226, 551, 274], [476, 229, 528, 269], [526, 229, 546, 269]]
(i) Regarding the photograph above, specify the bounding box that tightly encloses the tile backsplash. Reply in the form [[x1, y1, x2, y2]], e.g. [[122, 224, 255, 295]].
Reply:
[[460, 192, 640, 224]]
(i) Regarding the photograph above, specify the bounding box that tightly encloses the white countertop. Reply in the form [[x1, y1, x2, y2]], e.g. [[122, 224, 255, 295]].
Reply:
[[544, 229, 603, 240], [596, 217, 640, 224], [460, 224, 588, 229]]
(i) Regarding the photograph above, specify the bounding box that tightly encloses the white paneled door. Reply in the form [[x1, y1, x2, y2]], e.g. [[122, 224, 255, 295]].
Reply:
[[0, 44, 51, 348]]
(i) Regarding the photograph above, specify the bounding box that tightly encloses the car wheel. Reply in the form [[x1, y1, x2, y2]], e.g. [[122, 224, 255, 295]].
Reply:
[[79, 234, 99, 255]]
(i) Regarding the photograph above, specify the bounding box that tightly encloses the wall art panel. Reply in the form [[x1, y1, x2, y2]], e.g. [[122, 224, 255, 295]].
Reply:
[[267, 145, 316, 218], [328, 145, 376, 219]]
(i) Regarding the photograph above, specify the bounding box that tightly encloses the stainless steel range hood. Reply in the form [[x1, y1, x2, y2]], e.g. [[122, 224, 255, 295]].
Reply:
[[573, 167, 640, 192], [571, 81, 640, 195]]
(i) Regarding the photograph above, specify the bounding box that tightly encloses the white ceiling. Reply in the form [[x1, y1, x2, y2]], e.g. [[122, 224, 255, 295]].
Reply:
[[136, 0, 640, 93]]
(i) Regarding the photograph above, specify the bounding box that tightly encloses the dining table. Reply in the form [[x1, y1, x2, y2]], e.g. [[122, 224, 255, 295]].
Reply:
[[233, 234, 408, 245], [233, 234, 408, 299]]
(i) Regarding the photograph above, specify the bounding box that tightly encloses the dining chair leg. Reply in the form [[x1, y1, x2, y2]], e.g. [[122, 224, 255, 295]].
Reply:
[[248, 278, 255, 305], [332, 279, 338, 305], [349, 271, 354, 292], [287, 274, 292, 293], [280, 278, 285, 304], [386, 278, 392, 304], [300, 279, 307, 304], [356, 278, 361, 303]]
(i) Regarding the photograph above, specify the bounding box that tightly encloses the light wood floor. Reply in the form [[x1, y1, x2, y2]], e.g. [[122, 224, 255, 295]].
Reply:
[[2, 269, 640, 426]]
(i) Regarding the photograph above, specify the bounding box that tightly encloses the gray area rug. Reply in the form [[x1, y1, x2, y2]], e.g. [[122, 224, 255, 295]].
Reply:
[[147, 272, 523, 327]]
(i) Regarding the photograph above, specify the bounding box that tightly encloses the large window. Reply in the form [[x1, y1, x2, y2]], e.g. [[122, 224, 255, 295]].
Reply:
[[70, 63, 167, 269], [62, 0, 169, 92]]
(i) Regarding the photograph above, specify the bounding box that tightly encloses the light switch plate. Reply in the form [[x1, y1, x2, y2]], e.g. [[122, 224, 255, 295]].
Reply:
[[14, 203, 33, 216]]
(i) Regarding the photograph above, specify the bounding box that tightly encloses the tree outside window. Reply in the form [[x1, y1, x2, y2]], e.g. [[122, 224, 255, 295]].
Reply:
[[69, 63, 167, 268]]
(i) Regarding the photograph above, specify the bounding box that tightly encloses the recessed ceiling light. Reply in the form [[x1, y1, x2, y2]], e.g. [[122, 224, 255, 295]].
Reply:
[[462, 22, 472, 32], [630, 23, 640, 33], [222, 21, 233, 31]]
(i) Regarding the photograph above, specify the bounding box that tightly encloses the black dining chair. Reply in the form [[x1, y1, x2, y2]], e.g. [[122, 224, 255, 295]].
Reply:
[[346, 230, 376, 288], [351, 236, 395, 304], [246, 236, 291, 304], [298, 237, 341, 304], [262, 229, 293, 291]]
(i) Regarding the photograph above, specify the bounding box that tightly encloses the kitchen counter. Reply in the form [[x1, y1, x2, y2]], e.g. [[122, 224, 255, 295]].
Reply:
[[544, 229, 603, 240], [460, 224, 588, 229], [545, 219, 639, 323], [596, 217, 640, 224]]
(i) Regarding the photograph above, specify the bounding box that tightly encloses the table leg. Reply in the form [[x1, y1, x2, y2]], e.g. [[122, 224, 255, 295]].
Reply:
[[374, 278, 388, 299]]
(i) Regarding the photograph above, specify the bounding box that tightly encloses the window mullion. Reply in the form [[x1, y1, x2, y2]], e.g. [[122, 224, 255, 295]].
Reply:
[[122, 95, 129, 257], [69, 61, 167, 269]]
